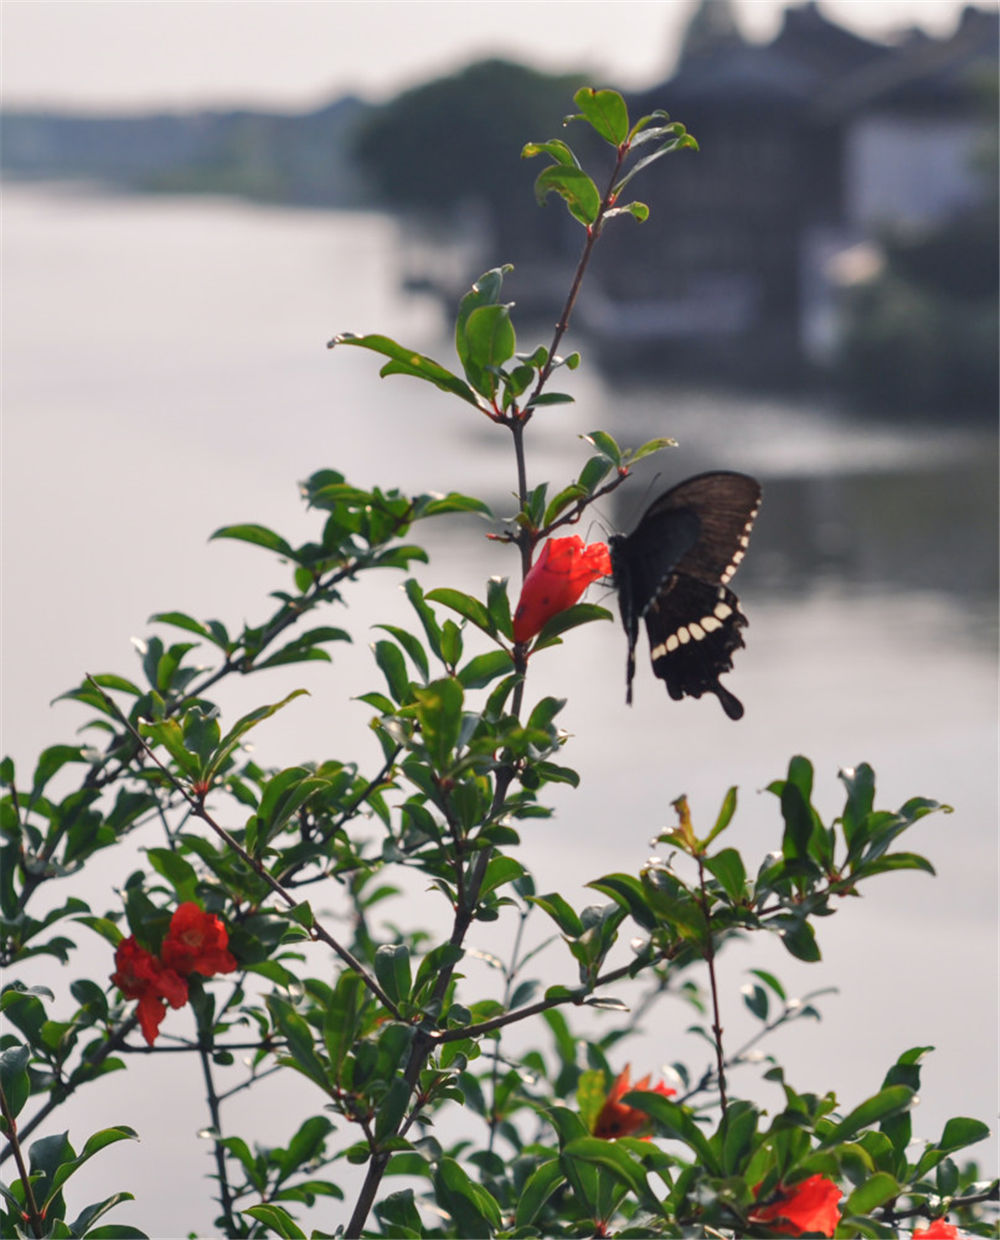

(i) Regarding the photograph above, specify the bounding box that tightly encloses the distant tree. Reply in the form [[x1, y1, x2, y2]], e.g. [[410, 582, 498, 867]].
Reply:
[[353, 59, 588, 257]]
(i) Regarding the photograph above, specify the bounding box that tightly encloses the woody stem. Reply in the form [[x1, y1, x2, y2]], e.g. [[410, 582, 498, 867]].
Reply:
[[697, 854, 729, 1119]]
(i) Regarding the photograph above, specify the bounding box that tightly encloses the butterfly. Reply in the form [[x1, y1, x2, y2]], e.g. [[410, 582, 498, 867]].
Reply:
[[609, 471, 762, 720]]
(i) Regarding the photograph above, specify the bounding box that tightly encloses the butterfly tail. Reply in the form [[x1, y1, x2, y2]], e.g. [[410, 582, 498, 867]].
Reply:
[[712, 683, 745, 721]]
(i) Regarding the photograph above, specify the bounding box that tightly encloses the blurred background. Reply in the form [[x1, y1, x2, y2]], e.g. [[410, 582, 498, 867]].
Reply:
[[3, 2, 997, 1235]]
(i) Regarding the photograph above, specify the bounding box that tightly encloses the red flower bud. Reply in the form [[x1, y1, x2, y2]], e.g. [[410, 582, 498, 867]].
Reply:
[[749, 1174, 842, 1237], [512, 536, 612, 644], [592, 1064, 675, 1140]]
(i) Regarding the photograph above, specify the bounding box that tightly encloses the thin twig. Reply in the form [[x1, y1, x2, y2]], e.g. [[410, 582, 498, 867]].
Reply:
[[696, 853, 728, 1119], [0, 1014, 140, 1165], [0, 1080, 44, 1238], [196, 1033, 237, 1234], [84, 677, 403, 1021]]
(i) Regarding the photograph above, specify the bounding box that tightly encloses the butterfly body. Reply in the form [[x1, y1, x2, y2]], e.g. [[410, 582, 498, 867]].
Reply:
[[609, 471, 761, 719]]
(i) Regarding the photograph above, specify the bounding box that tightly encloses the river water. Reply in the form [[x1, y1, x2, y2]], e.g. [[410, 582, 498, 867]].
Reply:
[[2, 184, 996, 1234]]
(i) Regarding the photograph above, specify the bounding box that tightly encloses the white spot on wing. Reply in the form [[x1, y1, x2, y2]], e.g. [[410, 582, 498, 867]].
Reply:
[[689, 622, 705, 641], [715, 602, 733, 620]]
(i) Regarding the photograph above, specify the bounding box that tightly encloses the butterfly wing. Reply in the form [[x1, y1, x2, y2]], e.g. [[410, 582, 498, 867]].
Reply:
[[610, 472, 761, 717]]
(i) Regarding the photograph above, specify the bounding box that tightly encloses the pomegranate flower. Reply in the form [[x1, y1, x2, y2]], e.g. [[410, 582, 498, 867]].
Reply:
[[914, 1222, 960, 1239], [160, 902, 238, 977], [111, 936, 188, 1046], [749, 1174, 842, 1237], [592, 1064, 676, 1140], [512, 536, 612, 644]]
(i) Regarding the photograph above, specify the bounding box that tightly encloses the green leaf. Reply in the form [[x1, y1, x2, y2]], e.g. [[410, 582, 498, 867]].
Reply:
[[404, 579, 444, 662], [938, 1115, 991, 1153], [478, 855, 526, 899], [823, 1085, 914, 1144], [521, 139, 579, 167], [425, 588, 493, 636], [0, 1044, 31, 1122], [412, 678, 464, 772], [748, 968, 786, 1001], [266, 996, 329, 1090], [529, 892, 584, 938], [571, 87, 629, 146], [612, 132, 699, 198], [704, 786, 738, 845], [628, 436, 678, 464], [205, 690, 308, 783], [420, 492, 493, 519], [515, 1158, 565, 1227], [328, 332, 480, 407], [255, 626, 351, 671], [774, 916, 821, 963], [462, 304, 516, 398], [839, 763, 875, 847], [70, 1194, 144, 1237], [374, 1075, 412, 1143], [148, 611, 214, 641], [209, 523, 295, 557], [455, 266, 512, 381], [605, 201, 649, 223], [145, 848, 198, 904], [529, 390, 575, 407], [588, 872, 657, 932], [720, 1100, 760, 1174], [534, 165, 601, 227], [374, 639, 410, 704], [31, 745, 87, 796], [374, 625, 429, 682], [562, 1135, 657, 1207], [619, 1093, 720, 1171], [583, 430, 622, 466], [48, 1126, 139, 1201], [486, 576, 513, 641], [531, 603, 613, 650], [243, 1203, 307, 1239], [374, 944, 412, 1007], [704, 848, 746, 904], [843, 1172, 900, 1215], [433, 1156, 501, 1238]]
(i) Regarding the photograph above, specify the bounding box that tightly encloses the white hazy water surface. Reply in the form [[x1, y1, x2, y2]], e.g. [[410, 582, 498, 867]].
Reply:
[[2, 184, 997, 1236]]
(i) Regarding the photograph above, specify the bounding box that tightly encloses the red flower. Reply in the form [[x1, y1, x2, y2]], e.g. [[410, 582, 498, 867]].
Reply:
[[160, 902, 238, 977], [914, 1222, 960, 1239], [592, 1064, 676, 1140], [512, 536, 612, 644], [749, 1174, 842, 1237], [111, 936, 188, 1046]]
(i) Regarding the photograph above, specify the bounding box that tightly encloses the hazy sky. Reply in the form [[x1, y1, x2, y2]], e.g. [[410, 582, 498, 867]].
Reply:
[[1, 0, 985, 113]]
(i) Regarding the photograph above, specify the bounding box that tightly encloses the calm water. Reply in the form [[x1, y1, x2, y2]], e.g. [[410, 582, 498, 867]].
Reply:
[[3, 184, 996, 1234]]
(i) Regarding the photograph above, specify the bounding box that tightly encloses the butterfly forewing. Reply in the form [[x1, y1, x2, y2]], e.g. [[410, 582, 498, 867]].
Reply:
[[611, 471, 761, 718]]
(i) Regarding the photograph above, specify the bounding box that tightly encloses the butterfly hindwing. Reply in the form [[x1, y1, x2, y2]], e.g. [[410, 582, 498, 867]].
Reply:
[[646, 579, 748, 720], [610, 471, 761, 718]]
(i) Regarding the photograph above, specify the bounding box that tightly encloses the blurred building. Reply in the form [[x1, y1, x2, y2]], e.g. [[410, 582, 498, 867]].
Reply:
[[584, 1, 997, 402]]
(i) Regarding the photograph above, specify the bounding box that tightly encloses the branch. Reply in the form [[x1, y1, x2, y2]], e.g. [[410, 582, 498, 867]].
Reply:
[[85, 678, 404, 1021], [0, 1013, 139, 1166], [0, 1080, 44, 1238], [437, 950, 672, 1043]]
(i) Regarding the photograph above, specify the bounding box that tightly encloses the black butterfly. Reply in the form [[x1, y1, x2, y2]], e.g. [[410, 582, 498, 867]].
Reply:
[[609, 471, 762, 720]]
